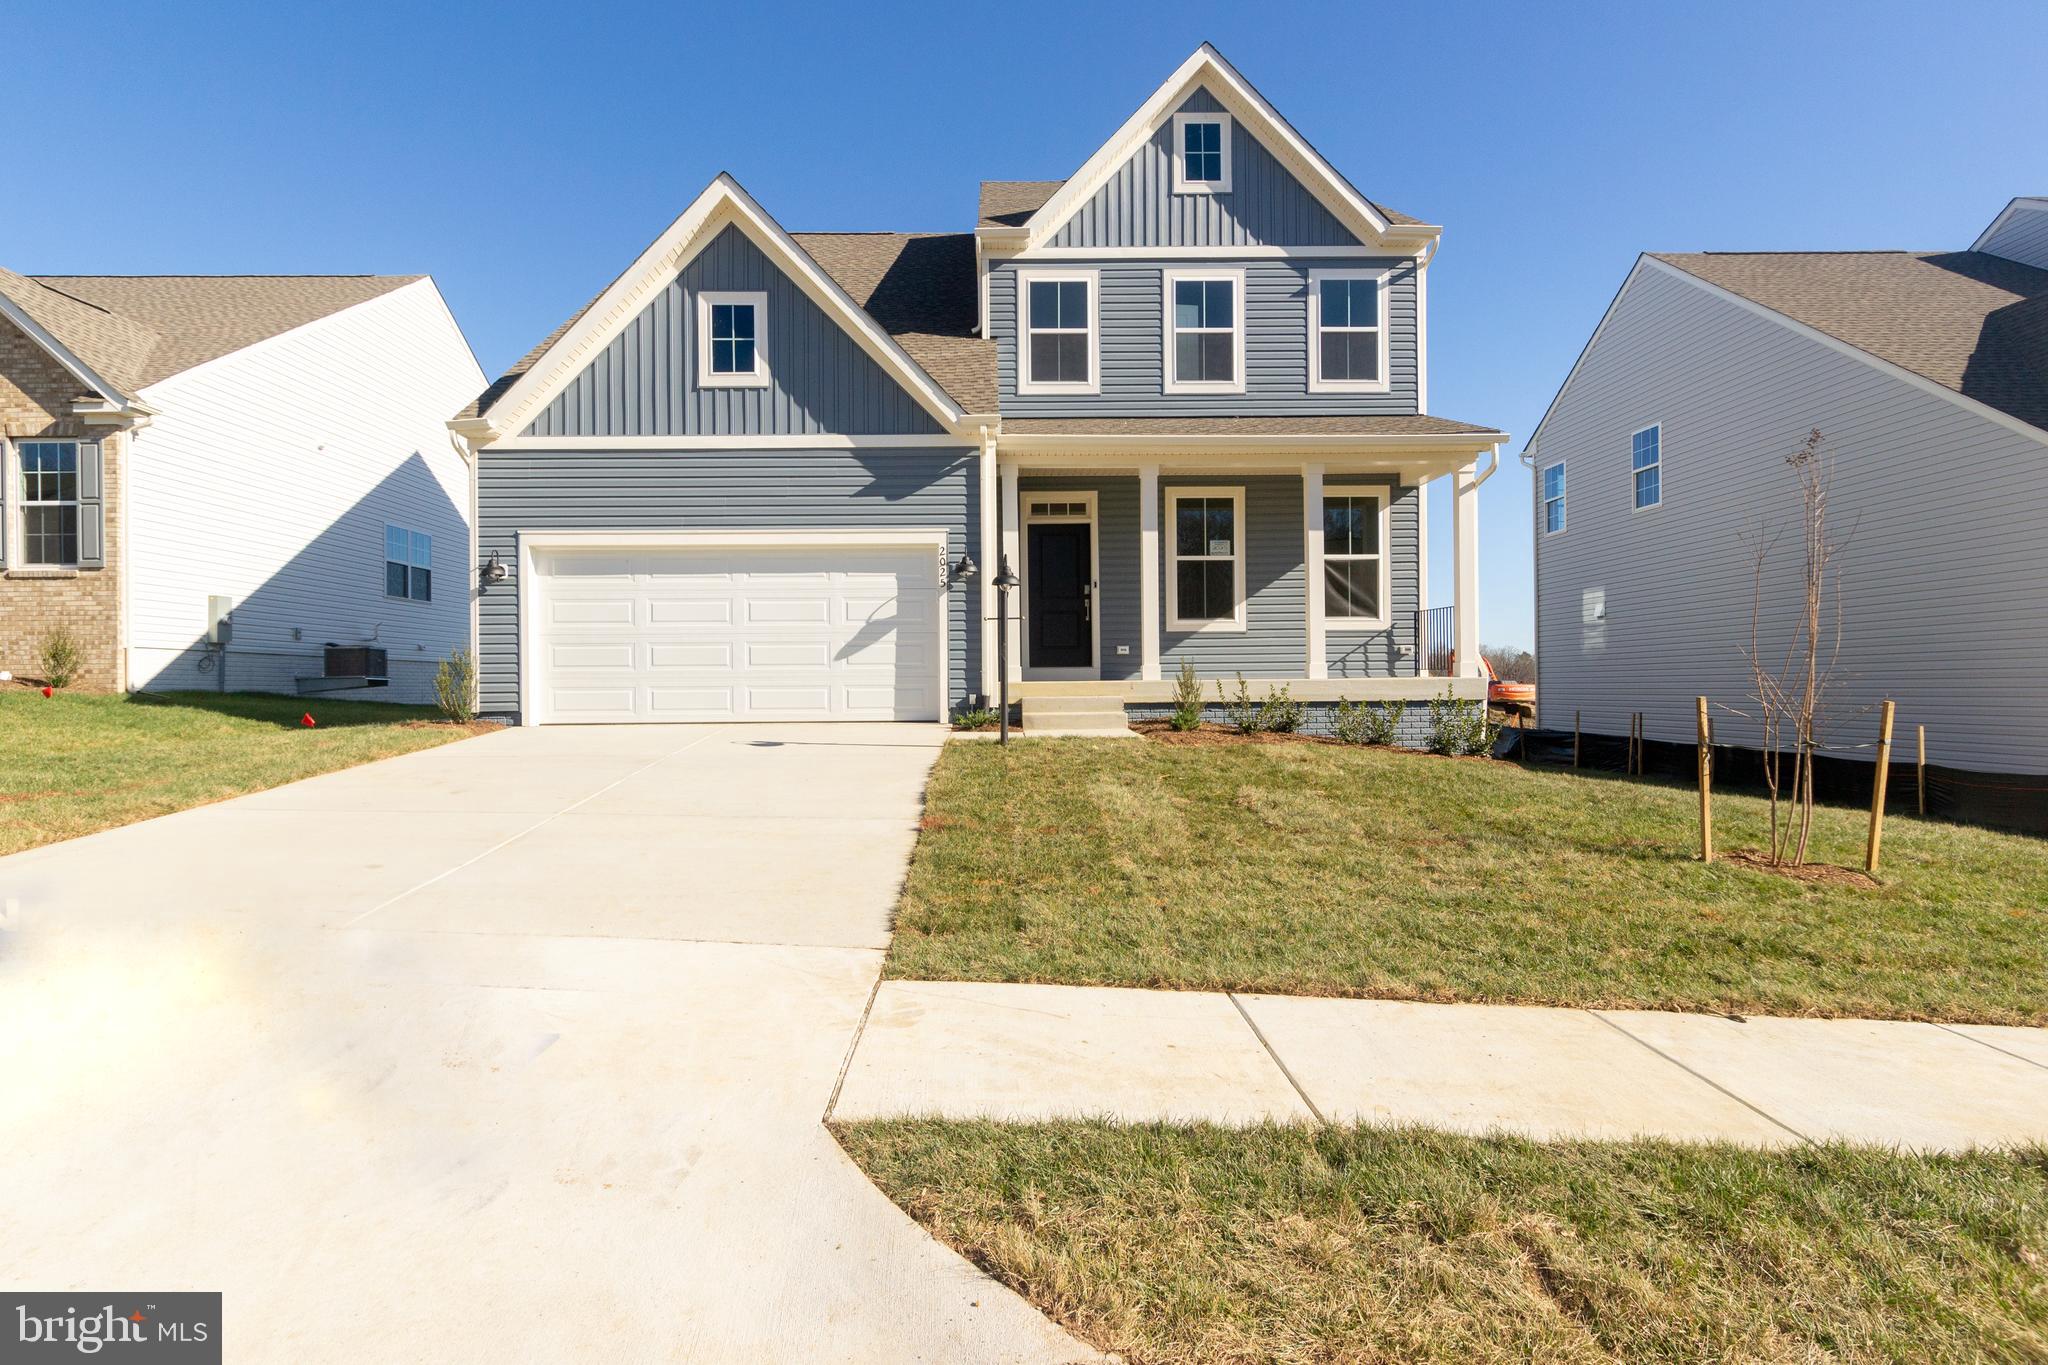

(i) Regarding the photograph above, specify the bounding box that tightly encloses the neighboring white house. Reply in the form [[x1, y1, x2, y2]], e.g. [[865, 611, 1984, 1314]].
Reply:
[[0, 271, 483, 703], [1524, 197, 2048, 785]]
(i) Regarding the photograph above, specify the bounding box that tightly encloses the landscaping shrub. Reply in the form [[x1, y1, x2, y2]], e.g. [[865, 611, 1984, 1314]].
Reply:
[[1426, 686, 1503, 756], [434, 646, 477, 723], [1168, 660, 1204, 731], [1217, 674, 1261, 734], [1256, 682, 1304, 733], [951, 706, 1000, 731], [38, 625, 81, 690], [1334, 697, 1406, 746]]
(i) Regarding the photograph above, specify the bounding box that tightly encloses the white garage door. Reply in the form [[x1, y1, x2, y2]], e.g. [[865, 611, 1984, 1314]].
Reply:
[[532, 542, 943, 723]]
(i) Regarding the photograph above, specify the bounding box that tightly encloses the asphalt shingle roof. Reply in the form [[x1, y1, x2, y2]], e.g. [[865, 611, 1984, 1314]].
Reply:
[[977, 179, 1424, 231], [999, 415, 1501, 438], [1652, 250, 2048, 433], [2, 273, 420, 399]]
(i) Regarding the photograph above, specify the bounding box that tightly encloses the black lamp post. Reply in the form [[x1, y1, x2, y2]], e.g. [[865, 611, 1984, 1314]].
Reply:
[[993, 556, 1020, 745]]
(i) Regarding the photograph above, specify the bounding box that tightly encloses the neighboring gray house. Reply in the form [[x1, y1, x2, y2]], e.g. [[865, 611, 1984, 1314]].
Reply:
[[451, 45, 1506, 729], [1526, 197, 2048, 781]]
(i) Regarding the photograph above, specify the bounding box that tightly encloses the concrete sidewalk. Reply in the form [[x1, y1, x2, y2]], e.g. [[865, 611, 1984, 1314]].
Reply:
[[832, 981, 2048, 1151]]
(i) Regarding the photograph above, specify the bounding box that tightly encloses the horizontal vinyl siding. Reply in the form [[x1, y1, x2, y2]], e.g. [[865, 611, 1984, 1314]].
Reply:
[[1326, 476, 1420, 678], [476, 448, 979, 718], [125, 280, 479, 696], [1050, 87, 1360, 249], [525, 225, 942, 438], [1019, 476, 1141, 680], [1979, 203, 2048, 271], [1531, 263, 2048, 774], [1161, 475, 1305, 677], [993, 257, 1418, 415]]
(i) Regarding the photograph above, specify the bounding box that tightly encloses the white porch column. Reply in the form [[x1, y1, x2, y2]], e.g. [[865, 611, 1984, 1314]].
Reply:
[[1302, 462, 1327, 679], [1452, 459, 1480, 677], [999, 457, 1023, 683], [978, 429, 997, 700], [1138, 463, 1161, 681]]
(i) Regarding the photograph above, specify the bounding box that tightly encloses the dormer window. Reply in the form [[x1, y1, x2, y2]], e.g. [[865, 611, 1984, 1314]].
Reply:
[[1171, 112, 1233, 193], [1016, 269, 1099, 395], [697, 290, 768, 388]]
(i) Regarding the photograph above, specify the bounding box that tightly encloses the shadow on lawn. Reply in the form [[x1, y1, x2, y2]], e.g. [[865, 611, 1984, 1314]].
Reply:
[[125, 689, 445, 730]]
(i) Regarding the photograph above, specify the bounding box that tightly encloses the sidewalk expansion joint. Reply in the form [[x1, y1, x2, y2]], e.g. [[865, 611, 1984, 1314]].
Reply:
[[1931, 1021, 2048, 1073], [1586, 1010, 1812, 1145], [1228, 993, 1328, 1126], [824, 973, 886, 1123]]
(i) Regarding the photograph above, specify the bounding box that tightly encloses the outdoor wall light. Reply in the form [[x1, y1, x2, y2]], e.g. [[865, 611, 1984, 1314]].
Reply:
[[479, 553, 508, 587], [947, 553, 977, 588]]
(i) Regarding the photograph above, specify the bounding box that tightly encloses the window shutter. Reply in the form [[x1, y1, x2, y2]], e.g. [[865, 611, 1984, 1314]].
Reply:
[[77, 440, 105, 569]]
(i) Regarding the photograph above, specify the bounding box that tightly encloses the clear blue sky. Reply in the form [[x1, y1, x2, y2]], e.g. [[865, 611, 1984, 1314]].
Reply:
[[11, 0, 2044, 648]]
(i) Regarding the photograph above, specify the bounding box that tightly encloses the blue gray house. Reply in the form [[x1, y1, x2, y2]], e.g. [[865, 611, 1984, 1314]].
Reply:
[[451, 45, 1505, 728]]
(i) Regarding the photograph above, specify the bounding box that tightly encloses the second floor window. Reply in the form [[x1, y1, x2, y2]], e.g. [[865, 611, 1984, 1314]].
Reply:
[[1309, 270, 1387, 391], [1019, 272, 1096, 393], [1164, 271, 1243, 393], [386, 524, 431, 602], [20, 441, 80, 566], [1172, 112, 1232, 192], [1632, 425, 1662, 509], [697, 291, 768, 388], [1542, 462, 1566, 534]]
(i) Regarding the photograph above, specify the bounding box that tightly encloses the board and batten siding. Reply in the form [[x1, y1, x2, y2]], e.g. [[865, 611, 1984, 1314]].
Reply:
[[1978, 202, 2048, 271], [476, 447, 981, 720], [1531, 261, 2048, 774], [992, 256, 1418, 416], [1050, 88, 1362, 250], [125, 279, 481, 705], [524, 225, 943, 439]]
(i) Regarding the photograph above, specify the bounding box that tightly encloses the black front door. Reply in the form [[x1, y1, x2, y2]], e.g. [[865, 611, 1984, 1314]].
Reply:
[[1028, 522, 1092, 670]]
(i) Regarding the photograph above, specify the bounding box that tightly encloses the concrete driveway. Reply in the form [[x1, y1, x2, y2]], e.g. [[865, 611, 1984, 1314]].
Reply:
[[0, 724, 1098, 1364]]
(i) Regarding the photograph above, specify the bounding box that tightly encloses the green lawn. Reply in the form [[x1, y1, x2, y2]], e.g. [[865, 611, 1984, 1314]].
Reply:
[[887, 737, 2048, 1024], [0, 689, 483, 856], [840, 1119, 2048, 1365]]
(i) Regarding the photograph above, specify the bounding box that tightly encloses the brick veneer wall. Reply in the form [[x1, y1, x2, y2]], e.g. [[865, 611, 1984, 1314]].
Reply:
[[0, 317, 125, 690]]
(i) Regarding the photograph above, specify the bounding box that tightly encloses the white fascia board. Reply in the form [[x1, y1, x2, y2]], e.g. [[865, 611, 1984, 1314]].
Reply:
[[1970, 196, 2048, 253], [475, 175, 967, 445], [1640, 256, 2048, 452], [1021, 44, 1436, 256], [0, 292, 129, 408], [996, 431, 1506, 454]]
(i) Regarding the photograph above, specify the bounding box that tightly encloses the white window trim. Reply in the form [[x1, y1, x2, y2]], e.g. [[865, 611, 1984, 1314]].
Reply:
[[17, 437, 82, 569], [1631, 423, 1662, 512], [1307, 267, 1391, 394], [1161, 268, 1246, 396], [1019, 490, 1101, 680], [1166, 485, 1246, 633], [1323, 488, 1389, 631], [695, 290, 770, 389], [1014, 268, 1100, 396], [384, 522, 433, 604], [1170, 111, 1233, 194], [1540, 461, 1567, 536]]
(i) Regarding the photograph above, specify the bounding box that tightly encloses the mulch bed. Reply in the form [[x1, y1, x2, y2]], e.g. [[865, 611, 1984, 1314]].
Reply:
[[1132, 721, 1341, 747], [1725, 848, 1881, 889]]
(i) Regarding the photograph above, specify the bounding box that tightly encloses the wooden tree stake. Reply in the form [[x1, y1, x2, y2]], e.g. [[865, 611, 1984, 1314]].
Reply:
[[1573, 710, 1580, 769], [1696, 696, 1713, 862], [1866, 700, 1896, 874], [1916, 724, 1926, 817]]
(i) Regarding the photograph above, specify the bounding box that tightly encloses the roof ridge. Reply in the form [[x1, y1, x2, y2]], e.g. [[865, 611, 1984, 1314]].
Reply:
[[30, 272, 425, 281]]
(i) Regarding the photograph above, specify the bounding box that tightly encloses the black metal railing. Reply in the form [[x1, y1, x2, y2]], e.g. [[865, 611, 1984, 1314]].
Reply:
[[1416, 605, 1455, 677]]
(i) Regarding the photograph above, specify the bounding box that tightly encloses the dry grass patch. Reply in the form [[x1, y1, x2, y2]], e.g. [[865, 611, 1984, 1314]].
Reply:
[[839, 1119, 2048, 1365]]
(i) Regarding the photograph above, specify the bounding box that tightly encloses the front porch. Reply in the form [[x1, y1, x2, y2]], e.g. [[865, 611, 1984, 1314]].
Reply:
[[978, 440, 1495, 710]]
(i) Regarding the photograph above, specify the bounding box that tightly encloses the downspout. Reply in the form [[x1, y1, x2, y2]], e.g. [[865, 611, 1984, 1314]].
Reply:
[[450, 427, 480, 678]]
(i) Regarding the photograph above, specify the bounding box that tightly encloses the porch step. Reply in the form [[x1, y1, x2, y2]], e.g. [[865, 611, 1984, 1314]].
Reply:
[[1020, 696, 1134, 738]]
